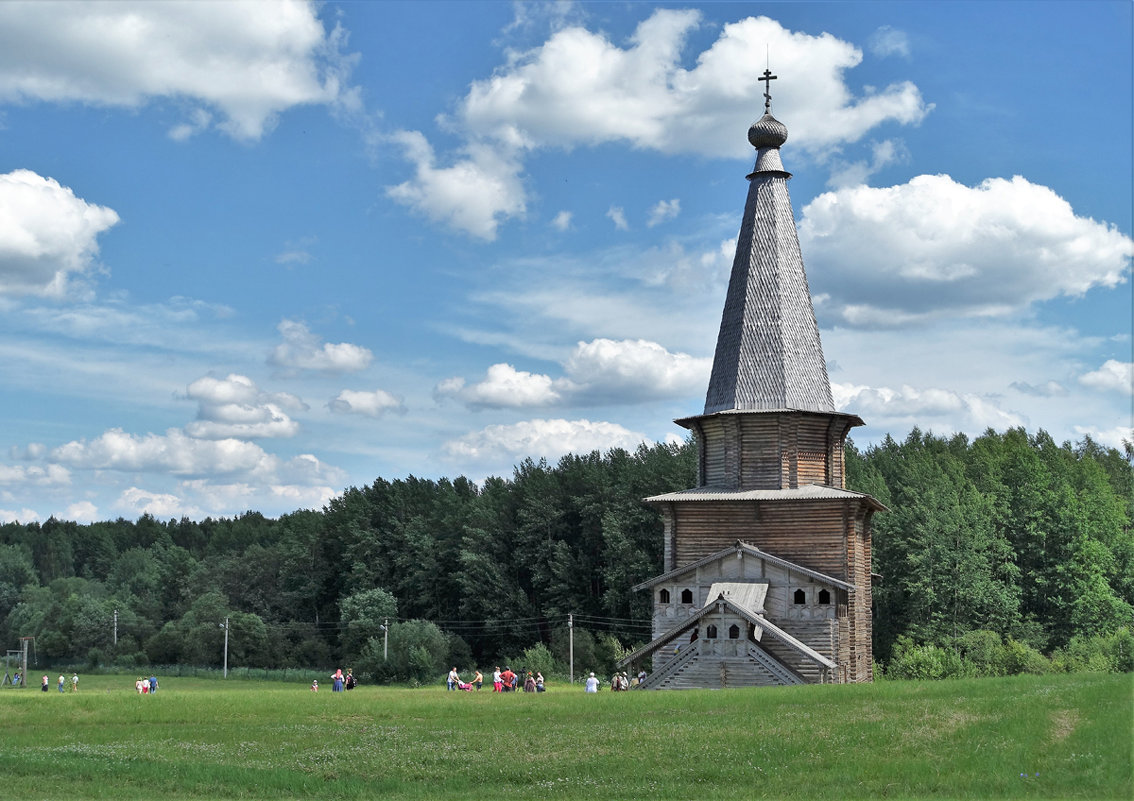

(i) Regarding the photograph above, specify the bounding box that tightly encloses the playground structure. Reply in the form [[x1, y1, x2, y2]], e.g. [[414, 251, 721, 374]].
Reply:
[[2, 637, 34, 688]]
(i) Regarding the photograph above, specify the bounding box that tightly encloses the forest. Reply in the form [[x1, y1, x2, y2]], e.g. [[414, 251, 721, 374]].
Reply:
[[1, 427, 1131, 681]]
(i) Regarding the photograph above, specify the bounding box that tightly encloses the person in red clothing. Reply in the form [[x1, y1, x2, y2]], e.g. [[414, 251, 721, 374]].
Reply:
[[500, 667, 516, 692]]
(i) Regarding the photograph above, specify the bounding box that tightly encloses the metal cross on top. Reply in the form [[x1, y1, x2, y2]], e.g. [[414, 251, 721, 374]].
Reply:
[[760, 68, 777, 113]]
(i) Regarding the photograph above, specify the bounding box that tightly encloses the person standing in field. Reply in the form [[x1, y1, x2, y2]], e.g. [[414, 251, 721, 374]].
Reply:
[[585, 672, 599, 693], [70, 673, 78, 692], [331, 669, 344, 692], [149, 675, 158, 693], [41, 674, 48, 692], [535, 672, 545, 692], [473, 669, 483, 691], [447, 667, 460, 691], [492, 667, 502, 692], [345, 669, 355, 690], [57, 675, 64, 693]]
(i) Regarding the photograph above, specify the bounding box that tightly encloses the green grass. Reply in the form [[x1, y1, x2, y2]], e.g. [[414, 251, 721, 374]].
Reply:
[[0, 672, 1129, 800]]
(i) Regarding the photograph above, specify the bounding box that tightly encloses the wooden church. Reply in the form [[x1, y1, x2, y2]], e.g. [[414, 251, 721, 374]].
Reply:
[[619, 73, 884, 689]]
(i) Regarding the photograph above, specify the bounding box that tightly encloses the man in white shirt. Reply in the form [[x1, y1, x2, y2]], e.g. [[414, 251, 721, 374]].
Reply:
[[585, 672, 599, 693]]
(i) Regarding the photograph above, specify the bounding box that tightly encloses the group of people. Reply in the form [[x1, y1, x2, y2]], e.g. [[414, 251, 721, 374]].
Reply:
[[314, 668, 356, 692], [40, 674, 79, 693], [135, 676, 158, 694], [585, 669, 648, 692], [491, 667, 544, 692]]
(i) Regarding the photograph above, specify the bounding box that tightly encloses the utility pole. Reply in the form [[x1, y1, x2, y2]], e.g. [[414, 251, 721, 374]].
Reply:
[[113, 608, 118, 646], [382, 618, 388, 661], [220, 618, 229, 678], [568, 613, 574, 685]]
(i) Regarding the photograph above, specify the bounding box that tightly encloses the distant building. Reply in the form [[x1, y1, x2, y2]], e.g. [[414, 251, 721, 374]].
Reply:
[[620, 73, 884, 688]]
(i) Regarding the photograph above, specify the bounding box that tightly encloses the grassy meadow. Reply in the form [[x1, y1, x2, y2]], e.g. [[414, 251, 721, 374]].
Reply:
[[0, 671, 1129, 800]]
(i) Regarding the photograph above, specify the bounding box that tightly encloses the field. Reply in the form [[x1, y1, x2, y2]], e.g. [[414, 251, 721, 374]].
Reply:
[[0, 672, 1129, 800]]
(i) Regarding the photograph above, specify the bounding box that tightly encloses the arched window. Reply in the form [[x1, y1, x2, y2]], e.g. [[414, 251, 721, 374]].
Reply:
[[817, 589, 831, 605], [706, 624, 718, 639], [680, 588, 694, 604], [793, 588, 807, 605], [659, 588, 671, 604], [728, 624, 740, 639]]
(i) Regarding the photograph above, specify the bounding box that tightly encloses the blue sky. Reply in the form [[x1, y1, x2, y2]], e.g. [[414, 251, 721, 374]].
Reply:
[[0, 0, 1130, 523]]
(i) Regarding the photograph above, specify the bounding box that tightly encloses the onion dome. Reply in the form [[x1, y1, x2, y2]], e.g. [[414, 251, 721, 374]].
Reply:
[[748, 113, 788, 150]]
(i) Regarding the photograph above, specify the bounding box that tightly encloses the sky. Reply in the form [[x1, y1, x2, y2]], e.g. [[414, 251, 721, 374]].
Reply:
[[0, 0, 1130, 524]]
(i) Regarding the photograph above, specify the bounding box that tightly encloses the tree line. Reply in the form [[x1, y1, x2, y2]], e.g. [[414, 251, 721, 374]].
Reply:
[[1, 428, 1130, 681]]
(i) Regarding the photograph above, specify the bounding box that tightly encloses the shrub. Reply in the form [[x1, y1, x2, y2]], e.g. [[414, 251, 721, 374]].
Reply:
[[886, 636, 967, 680]]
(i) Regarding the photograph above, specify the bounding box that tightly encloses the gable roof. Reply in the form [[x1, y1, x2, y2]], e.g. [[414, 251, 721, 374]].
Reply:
[[616, 590, 836, 671], [631, 540, 856, 593]]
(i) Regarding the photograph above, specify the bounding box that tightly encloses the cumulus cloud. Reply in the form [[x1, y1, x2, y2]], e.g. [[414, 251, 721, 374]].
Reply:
[[394, 10, 929, 239], [442, 418, 649, 462], [385, 131, 525, 240], [551, 210, 573, 231], [436, 363, 564, 409], [564, 338, 709, 402], [833, 382, 1025, 433], [1010, 380, 1068, 398], [269, 319, 373, 373], [0, 507, 40, 524], [607, 206, 629, 231], [436, 338, 710, 409], [64, 501, 98, 523], [1072, 424, 1134, 451], [51, 428, 276, 477], [646, 198, 681, 227], [0, 463, 70, 485], [184, 373, 306, 439], [0, 169, 120, 298], [0, 0, 355, 140], [328, 388, 405, 418], [1079, 360, 1132, 393], [117, 487, 202, 520], [460, 11, 930, 159], [799, 175, 1134, 327], [825, 138, 909, 188]]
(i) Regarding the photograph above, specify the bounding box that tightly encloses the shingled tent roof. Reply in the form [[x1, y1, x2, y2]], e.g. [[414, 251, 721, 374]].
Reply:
[[703, 108, 834, 415]]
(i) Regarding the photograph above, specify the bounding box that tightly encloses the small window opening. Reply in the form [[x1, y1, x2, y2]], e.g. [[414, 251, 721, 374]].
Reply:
[[706, 624, 718, 639], [728, 624, 740, 639], [659, 588, 671, 604], [680, 588, 694, 604], [818, 589, 831, 605], [793, 588, 807, 605]]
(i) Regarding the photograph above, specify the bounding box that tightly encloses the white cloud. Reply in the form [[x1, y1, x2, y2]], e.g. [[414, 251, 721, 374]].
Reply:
[[442, 418, 649, 463], [1072, 425, 1134, 451], [825, 138, 909, 188], [460, 11, 930, 159], [799, 175, 1134, 327], [51, 428, 276, 477], [116, 487, 201, 520], [436, 363, 564, 409], [269, 319, 373, 373], [329, 388, 406, 418], [1079, 360, 1133, 394], [0, 507, 40, 524], [64, 500, 98, 523], [437, 338, 710, 410], [564, 338, 709, 402], [607, 206, 629, 231], [833, 382, 1025, 433], [551, 210, 573, 231], [395, 10, 929, 239], [0, 0, 355, 140], [385, 131, 525, 240], [0, 169, 120, 298], [0, 463, 70, 485], [1010, 380, 1068, 398], [646, 198, 681, 227], [869, 25, 911, 58], [184, 373, 305, 439]]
